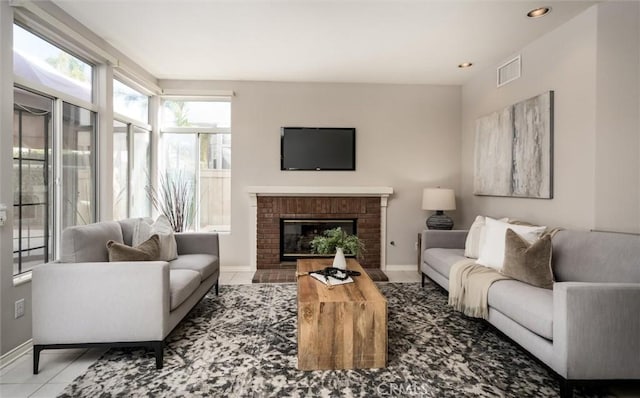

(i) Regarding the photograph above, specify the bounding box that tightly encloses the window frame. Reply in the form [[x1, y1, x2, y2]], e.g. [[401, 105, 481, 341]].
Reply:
[[11, 20, 99, 280], [160, 96, 231, 129], [112, 113, 152, 219], [113, 78, 150, 125], [113, 80, 153, 220], [12, 20, 97, 108], [12, 89, 53, 277], [159, 97, 232, 232], [9, 11, 163, 284], [11, 84, 99, 276]]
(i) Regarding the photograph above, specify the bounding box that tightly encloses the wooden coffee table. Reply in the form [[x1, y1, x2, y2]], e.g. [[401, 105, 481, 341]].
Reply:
[[296, 258, 387, 370]]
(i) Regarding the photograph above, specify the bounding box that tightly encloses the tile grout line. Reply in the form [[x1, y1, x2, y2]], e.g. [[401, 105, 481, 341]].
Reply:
[[26, 349, 86, 397]]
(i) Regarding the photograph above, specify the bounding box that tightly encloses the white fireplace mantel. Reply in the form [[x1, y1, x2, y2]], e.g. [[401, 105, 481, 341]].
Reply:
[[247, 186, 394, 271], [247, 185, 393, 200]]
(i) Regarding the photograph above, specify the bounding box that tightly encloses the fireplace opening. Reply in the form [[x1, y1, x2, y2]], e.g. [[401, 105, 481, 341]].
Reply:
[[280, 218, 357, 261]]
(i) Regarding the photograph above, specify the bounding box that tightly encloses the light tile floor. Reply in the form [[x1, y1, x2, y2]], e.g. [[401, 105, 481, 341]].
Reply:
[[11, 271, 637, 398]]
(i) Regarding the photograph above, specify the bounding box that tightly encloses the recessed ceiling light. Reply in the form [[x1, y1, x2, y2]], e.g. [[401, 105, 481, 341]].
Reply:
[[458, 62, 473, 68], [527, 7, 551, 18]]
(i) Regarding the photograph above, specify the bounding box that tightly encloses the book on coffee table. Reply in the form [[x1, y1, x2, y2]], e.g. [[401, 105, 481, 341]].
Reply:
[[309, 273, 354, 286]]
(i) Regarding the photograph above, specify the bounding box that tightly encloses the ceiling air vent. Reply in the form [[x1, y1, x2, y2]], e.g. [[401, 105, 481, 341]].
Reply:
[[497, 55, 521, 87]]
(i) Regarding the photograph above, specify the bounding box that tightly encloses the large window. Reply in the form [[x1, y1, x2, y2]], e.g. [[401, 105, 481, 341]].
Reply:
[[161, 99, 231, 232], [112, 120, 128, 220], [112, 80, 151, 219], [131, 126, 151, 217], [61, 103, 96, 229], [199, 134, 231, 230], [12, 23, 97, 276], [13, 88, 53, 275], [113, 79, 148, 124], [13, 24, 92, 103], [162, 100, 230, 128]]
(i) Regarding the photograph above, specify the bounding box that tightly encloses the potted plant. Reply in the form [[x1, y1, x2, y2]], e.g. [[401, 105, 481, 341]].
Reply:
[[145, 171, 195, 232], [310, 227, 364, 269]]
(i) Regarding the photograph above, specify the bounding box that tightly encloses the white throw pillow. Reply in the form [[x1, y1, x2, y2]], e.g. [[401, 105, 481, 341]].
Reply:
[[476, 217, 546, 270], [133, 215, 178, 261], [464, 215, 509, 259]]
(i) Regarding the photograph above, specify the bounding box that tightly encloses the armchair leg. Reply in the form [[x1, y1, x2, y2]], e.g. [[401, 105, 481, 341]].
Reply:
[[421, 273, 426, 287], [33, 345, 43, 374], [215, 280, 219, 296], [152, 341, 164, 369]]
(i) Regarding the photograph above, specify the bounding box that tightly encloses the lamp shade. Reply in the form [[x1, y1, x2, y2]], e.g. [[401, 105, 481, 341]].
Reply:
[[422, 188, 456, 211]]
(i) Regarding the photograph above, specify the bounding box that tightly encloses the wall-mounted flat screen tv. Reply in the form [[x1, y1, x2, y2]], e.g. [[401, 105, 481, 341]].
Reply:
[[281, 127, 356, 171]]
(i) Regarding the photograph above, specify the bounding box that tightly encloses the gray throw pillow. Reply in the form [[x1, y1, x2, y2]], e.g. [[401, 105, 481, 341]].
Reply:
[[502, 228, 554, 289], [106, 234, 161, 262]]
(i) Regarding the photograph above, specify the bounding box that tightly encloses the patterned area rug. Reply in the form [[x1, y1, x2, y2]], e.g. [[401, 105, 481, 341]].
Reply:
[[59, 283, 606, 397]]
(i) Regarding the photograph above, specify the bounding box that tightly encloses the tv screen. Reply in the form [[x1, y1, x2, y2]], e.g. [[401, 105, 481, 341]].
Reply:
[[281, 127, 356, 171]]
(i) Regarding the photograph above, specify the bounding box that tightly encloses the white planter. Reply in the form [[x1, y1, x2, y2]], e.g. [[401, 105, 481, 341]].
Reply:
[[332, 247, 347, 270]]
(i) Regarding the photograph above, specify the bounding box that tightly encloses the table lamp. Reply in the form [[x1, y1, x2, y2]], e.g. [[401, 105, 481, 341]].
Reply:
[[422, 188, 455, 230]]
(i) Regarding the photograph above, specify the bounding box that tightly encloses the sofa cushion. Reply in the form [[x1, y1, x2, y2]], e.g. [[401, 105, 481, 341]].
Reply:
[[464, 216, 509, 259], [502, 229, 554, 289], [133, 216, 178, 261], [118, 217, 152, 246], [106, 235, 160, 262], [61, 221, 124, 263], [169, 269, 201, 311], [488, 279, 553, 340], [423, 248, 466, 279], [169, 254, 219, 281], [552, 230, 640, 283], [464, 216, 486, 259], [477, 217, 546, 271]]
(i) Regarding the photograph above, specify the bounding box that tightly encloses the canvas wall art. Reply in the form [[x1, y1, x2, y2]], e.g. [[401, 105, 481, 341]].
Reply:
[[473, 91, 553, 199]]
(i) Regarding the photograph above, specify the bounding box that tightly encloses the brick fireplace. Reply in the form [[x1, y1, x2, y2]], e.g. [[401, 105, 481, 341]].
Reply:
[[257, 196, 380, 269], [280, 218, 357, 261], [248, 186, 393, 270]]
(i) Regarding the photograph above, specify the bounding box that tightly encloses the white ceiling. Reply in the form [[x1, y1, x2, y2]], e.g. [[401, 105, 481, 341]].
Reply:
[[52, 0, 596, 85]]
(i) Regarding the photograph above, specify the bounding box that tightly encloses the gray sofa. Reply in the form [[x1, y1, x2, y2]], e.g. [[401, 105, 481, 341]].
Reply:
[[32, 218, 220, 373], [420, 229, 640, 397]]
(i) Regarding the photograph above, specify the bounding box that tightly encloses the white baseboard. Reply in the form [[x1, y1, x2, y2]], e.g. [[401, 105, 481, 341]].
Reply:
[[385, 264, 419, 272], [220, 265, 254, 273], [0, 339, 32, 369]]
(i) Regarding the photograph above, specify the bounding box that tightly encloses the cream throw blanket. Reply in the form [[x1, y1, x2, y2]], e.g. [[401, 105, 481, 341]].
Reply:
[[448, 259, 509, 319]]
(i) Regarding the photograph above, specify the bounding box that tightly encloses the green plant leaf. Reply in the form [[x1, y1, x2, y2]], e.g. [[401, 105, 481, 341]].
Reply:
[[309, 227, 365, 257]]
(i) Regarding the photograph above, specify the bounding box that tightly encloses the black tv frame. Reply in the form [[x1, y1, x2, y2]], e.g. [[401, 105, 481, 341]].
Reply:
[[280, 127, 356, 171]]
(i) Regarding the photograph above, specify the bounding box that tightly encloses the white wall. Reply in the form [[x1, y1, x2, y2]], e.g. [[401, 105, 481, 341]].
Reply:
[[160, 80, 462, 268], [461, 3, 640, 233], [0, 1, 16, 355], [594, 2, 640, 233]]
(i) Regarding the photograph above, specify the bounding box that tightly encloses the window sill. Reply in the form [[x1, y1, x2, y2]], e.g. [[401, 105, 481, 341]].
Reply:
[[13, 272, 32, 287]]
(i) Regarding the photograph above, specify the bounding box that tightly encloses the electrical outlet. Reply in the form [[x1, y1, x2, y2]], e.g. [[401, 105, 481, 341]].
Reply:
[[15, 299, 25, 319], [414, 241, 419, 251], [0, 203, 6, 226]]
